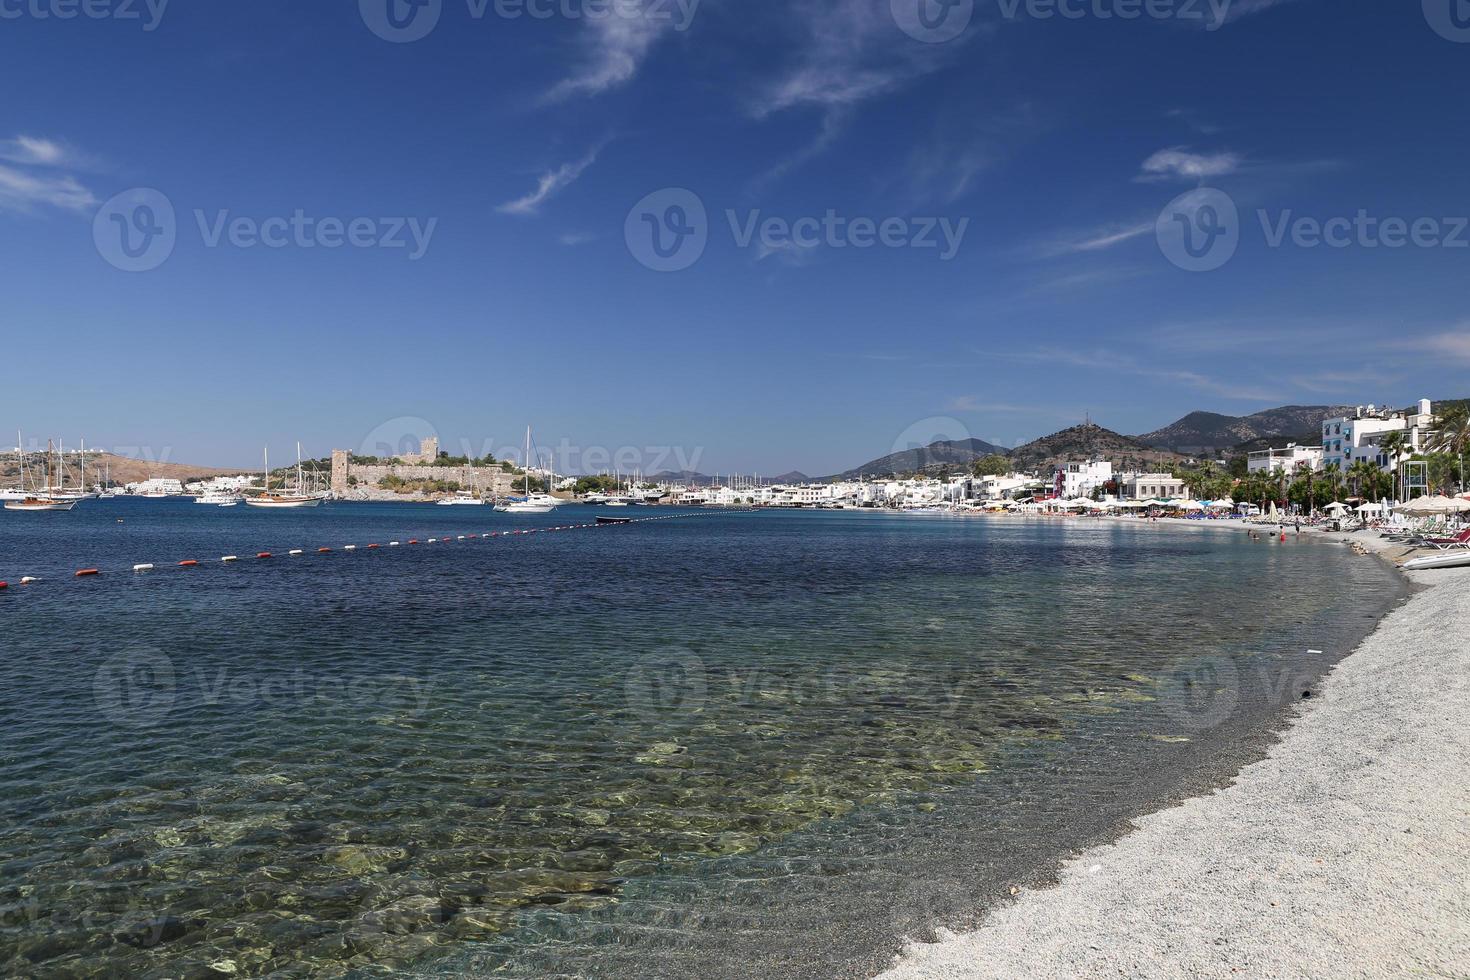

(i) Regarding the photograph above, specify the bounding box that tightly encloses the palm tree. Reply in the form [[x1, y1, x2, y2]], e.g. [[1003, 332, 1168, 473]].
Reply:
[[1379, 430, 1407, 501], [1348, 459, 1379, 500], [1430, 404, 1470, 491], [1323, 461, 1342, 502]]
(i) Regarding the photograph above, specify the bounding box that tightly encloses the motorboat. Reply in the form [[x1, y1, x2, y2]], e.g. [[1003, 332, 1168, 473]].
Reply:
[[496, 494, 557, 514], [437, 491, 487, 506], [1402, 549, 1470, 571], [196, 490, 241, 507]]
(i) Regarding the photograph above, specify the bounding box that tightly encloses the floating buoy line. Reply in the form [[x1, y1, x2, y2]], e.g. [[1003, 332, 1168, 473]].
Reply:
[[0, 511, 747, 594]]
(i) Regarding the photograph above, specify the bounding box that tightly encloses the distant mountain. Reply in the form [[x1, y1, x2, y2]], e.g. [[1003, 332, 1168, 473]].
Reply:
[[831, 437, 1010, 480], [648, 470, 713, 485], [770, 471, 810, 484], [1136, 405, 1352, 455], [1009, 424, 1189, 472]]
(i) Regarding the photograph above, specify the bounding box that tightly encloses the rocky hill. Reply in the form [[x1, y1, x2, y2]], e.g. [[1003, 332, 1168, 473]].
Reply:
[[830, 438, 1010, 480], [1009, 424, 1190, 472], [1136, 406, 1351, 454]]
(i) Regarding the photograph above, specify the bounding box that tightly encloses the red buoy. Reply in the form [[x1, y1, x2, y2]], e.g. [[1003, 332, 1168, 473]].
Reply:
[[408, 539, 420, 545], [0, 582, 8, 590], [257, 552, 272, 559], [367, 543, 380, 549], [317, 547, 332, 554], [75, 569, 100, 578], [179, 560, 200, 567]]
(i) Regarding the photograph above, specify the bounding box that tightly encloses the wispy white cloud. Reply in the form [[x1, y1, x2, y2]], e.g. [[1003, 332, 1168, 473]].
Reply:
[[0, 133, 97, 214], [546, 4, 685, 102], [997, 346, 1283, 402], [497, 145, 603, 216], [753, 0, 952, 117], [947, 396, 1033, 413], [1219, 0, 1307, 24], [0, 135, 68, 167], [1416, 330, 1470, 364], [750, 0, 972, 184], [1046, 221, 1153, 255], [1138, 147, 1241, 182], [0, 162, 96, 213]]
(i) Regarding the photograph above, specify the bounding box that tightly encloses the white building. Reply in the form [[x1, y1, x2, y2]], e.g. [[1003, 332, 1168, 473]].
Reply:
[[1120, 472, 1188, 501], [1247, 444, 1324, 475], [1052, 460, 1113, 499], [126, 478, 187, 496], [1320, 400, 1436, 472]]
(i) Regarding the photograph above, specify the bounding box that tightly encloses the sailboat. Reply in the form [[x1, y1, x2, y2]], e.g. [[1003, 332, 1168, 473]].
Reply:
[[437, 463, 486, 505], [44, 439, 99, 501], [245, 444, 324, 509], [495, 427, 560, 514], [4, 434, 77, 511]]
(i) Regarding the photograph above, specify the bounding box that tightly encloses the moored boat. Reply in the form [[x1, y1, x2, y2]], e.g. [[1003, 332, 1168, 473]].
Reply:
[[4, 496, 77, 512], [1402, 550, 1470, 571]]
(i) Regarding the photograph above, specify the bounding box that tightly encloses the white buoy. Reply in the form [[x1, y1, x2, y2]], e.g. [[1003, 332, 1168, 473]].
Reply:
[[289, 549, 304, 556], [133, 564, 154, 572], [221, 556, 239, 563]]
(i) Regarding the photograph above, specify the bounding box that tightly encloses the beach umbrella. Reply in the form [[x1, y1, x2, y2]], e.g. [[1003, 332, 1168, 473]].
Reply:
[[1355, 502, 1382, 514], [1324, 501, 1348, 513], [1400, 495, 1464, 515]]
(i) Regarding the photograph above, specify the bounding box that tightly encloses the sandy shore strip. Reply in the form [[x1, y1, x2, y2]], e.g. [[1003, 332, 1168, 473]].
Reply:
[[880, 537, 1470, 980]]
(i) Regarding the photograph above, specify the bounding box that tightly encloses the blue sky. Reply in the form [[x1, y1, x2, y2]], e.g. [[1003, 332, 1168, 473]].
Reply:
[[2, 0, 1468, 475]]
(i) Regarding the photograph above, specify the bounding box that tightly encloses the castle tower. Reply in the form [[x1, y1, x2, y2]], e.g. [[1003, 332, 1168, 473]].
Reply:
[[330, 449, 349, 498]]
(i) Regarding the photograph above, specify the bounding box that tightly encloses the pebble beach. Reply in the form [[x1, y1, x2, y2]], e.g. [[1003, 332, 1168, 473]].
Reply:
[[881, 529, 1470, 979]]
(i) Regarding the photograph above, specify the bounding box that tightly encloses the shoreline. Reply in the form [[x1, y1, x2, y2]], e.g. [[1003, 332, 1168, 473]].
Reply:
[[879, 532, 1469, 979]]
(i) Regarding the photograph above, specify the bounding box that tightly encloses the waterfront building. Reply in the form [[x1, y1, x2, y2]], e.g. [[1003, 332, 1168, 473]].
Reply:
[[1120, 472, 1188, 501], [126, 478, 187, 496], [1320, 400, 1436, 472], [1053, 459, 1113, 499], [1247, 444, 1324, 475]]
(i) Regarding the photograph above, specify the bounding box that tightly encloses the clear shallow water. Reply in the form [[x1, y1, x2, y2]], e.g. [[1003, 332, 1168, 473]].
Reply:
[[0, 503, 1406, 978]]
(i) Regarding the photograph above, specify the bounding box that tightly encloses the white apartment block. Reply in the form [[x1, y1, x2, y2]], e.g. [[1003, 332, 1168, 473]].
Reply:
[[1052, 460, 1113, 499], [1247, 443, 1324, 475], [1321, 400, 1436, 472]]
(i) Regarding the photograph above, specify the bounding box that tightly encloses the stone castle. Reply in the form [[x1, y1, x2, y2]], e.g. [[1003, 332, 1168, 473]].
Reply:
[[329, 438, 516, 498]]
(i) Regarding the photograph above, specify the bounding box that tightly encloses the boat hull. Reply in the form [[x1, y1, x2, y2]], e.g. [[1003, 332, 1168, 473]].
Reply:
[[4, 499, 77, 512], [244, 497, 322, 509], [1402, 550, 1470, 571]]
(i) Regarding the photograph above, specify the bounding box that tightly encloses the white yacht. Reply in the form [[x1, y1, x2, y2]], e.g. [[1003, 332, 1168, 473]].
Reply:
[[437, 490, 486, 506], [196, 489, 241, 507], [494, 427, 561, 514]]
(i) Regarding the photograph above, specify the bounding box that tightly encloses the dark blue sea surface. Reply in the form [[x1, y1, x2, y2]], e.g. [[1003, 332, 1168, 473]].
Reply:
[[0, 502, 1406, 977]]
